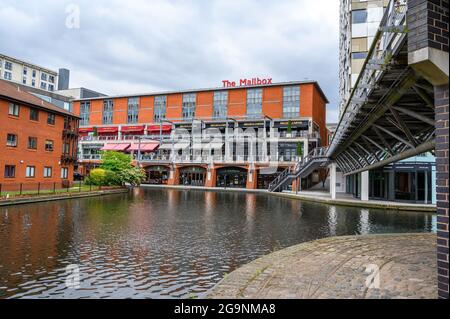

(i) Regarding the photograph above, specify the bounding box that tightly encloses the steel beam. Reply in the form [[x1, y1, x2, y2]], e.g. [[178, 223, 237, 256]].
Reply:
[[392, 106, 435, 126], [373, 124, 415, 149], [343, 141, 435, 176]]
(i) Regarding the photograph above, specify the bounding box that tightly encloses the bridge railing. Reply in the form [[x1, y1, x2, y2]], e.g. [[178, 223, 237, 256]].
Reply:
[[328, 0, 408, 157], [268, 147, 329, 192]]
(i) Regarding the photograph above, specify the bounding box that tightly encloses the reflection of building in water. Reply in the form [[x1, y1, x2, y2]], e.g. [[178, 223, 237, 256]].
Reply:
[[358, 209, 371, 235], [327, 206, 337, 237]]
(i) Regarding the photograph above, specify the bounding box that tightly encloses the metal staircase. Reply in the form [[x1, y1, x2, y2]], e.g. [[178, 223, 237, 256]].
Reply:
[[268, 147, 330, 192]]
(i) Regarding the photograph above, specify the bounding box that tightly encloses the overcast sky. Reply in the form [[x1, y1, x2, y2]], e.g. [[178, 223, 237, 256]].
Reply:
[[0, 0, 340, 122]]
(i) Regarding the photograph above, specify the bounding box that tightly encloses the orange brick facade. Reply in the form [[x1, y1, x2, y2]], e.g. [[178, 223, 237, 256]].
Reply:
[[73, 82, 328, 145]]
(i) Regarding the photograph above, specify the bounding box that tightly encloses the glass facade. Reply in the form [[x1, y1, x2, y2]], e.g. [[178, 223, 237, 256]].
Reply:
[[154, 96, 167, 123], [127, 97, 139, 124], [213, 91, 228, 119], [182, 93, 196, 120], [246, 89, 263, 118], [80, 101, 90, 126], [103, 100, 114, 125], [283, 86, 300, 118]]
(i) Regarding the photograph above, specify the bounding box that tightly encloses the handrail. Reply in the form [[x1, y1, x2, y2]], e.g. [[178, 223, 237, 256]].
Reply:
[[268, 147, 329, 191]]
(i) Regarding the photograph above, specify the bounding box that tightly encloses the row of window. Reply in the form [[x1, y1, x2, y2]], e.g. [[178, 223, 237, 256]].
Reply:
[[6, 134, 57, 151], [1, 60, 55, 90], [4, 165, 69, 179], [80, 86, 302, 126], [8, 103, 56, 124]]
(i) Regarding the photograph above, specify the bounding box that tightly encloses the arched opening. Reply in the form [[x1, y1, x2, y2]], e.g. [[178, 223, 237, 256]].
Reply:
[[144, 166, 170, 185], [216, 167, 248, 188], [179, 166, 206, 186]]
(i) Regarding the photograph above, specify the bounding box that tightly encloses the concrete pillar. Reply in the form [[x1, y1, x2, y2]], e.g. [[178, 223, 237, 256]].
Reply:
[[361, 171, 369, 201], [330, 163, 337, 200]]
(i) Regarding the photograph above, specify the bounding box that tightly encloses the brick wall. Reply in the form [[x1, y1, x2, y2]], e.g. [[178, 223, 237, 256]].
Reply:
[[408, 0, 449, 53], [435, 84, 449, 299]]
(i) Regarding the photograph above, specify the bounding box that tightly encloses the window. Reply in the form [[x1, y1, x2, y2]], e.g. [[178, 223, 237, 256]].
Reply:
[[4, 71, 12, 80], [23, 67, 28, 75], [48, 84, 54, 91], [182, 93, 196, 120], [48, 75, 55, 83], [32, 70, 36, 78], [26, 166, 35, 178], [213, 91, 228, 119], [352, 52, 368, 60], [47, 113, 56, 125], [246, 89, 263, 118], [127, 97, 139, 124], [154, 96, 167, 123], [28, 137, 37, 150], [31, 79, 36, 87], [44, 167, 52, 178], [45, 140, 54, 151], [283, 86, 300, 118], [41, 73, 47, 81], [40, 82, 47, 90], [4, 61, 12, 71], [103, 100, 114, 125], [4, 165, 15, 178], [30, 108, 39, 121], [80, 101, 90, 126], [63, 142, 70, 154], [7, 134, 17, 147], [61, 167, 69, 179], [352, 9, 367, 24], [9, 103, 20, 117], [22, 76, 27, 84]]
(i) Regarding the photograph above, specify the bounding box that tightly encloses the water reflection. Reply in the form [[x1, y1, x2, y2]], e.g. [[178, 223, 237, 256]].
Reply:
[[0, 188, 435, 299]]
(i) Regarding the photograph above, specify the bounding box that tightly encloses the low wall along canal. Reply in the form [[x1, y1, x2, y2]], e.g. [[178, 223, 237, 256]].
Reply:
[[0, 188, 436, 299]]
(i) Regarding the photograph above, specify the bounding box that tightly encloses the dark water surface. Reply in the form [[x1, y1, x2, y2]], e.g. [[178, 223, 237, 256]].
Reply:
[[0, 188, 435, 299]]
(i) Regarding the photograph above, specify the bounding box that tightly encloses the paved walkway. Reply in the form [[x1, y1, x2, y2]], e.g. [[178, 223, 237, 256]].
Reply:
[[207, 233, 437, 299]]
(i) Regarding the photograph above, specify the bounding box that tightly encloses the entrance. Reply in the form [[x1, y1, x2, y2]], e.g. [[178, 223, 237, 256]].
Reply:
[[180, 167, 206, 186], [145, 166, 169, 185], [216, 167, 247, 188], [257, 168, 285, 189]]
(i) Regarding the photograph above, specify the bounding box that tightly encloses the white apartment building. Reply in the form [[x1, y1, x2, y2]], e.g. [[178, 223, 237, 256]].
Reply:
[[339, 0, 389, 118], [0, 53, 69, 93]]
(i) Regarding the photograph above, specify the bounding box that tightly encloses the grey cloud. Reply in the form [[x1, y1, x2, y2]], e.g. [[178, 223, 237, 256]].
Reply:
[[0, 0, 340, 122]]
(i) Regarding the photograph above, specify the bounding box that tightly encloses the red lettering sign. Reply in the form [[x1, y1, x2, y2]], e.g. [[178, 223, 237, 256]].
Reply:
[[222, 78, 273, 88]]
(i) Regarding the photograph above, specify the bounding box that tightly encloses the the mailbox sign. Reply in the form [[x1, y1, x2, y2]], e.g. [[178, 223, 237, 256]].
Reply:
[[222, 78, 273, 88]]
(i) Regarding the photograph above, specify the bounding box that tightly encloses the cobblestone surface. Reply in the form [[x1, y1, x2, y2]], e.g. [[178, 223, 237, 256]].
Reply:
[[207, 233, 437, 299]]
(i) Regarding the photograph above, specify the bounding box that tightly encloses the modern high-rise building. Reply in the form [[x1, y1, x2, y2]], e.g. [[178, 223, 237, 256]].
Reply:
[[339, 0, 389, 118]]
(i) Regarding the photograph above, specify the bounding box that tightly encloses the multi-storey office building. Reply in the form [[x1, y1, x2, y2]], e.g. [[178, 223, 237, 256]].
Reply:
[[0, 79, 79, 190], [339, 0, 389, 117], [73, 81, 329, 189]]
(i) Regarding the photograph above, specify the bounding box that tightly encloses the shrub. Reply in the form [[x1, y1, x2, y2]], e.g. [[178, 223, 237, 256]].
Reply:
[[86, 168, 107, 186]]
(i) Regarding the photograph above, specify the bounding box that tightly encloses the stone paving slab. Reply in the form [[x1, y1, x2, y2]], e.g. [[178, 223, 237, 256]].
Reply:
[[207, 233, 437, 299]]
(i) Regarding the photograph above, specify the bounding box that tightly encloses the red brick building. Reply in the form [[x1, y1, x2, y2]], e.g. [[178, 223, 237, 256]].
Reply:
[[0, 79, 79, 191]]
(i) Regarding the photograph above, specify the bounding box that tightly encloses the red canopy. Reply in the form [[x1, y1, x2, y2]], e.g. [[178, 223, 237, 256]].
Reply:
[[148, 125, 172, 133], [79, 127, 94, 133], [128, 142, 159, 152], [101, 144, 131, 151], [121, 125, 145, 133], [97, 127, 119, 134]]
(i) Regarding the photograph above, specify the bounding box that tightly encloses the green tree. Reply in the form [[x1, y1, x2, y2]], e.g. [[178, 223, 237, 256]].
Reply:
[[85, 168, 107, 186], [100, 151, 146, 186]]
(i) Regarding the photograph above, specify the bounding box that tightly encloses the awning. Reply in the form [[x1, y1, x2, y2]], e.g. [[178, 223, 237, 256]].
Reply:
[[97, 127, 119, 134], [148, 125, 172, 133], [101, 143, 131, 151], [128, 142, 159, 152], [121, 125, 145, 133], [79, 127, 94, 133]]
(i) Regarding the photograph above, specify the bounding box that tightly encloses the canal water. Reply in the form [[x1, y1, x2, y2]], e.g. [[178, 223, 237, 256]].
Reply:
[[0, 188, 436, 299]]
